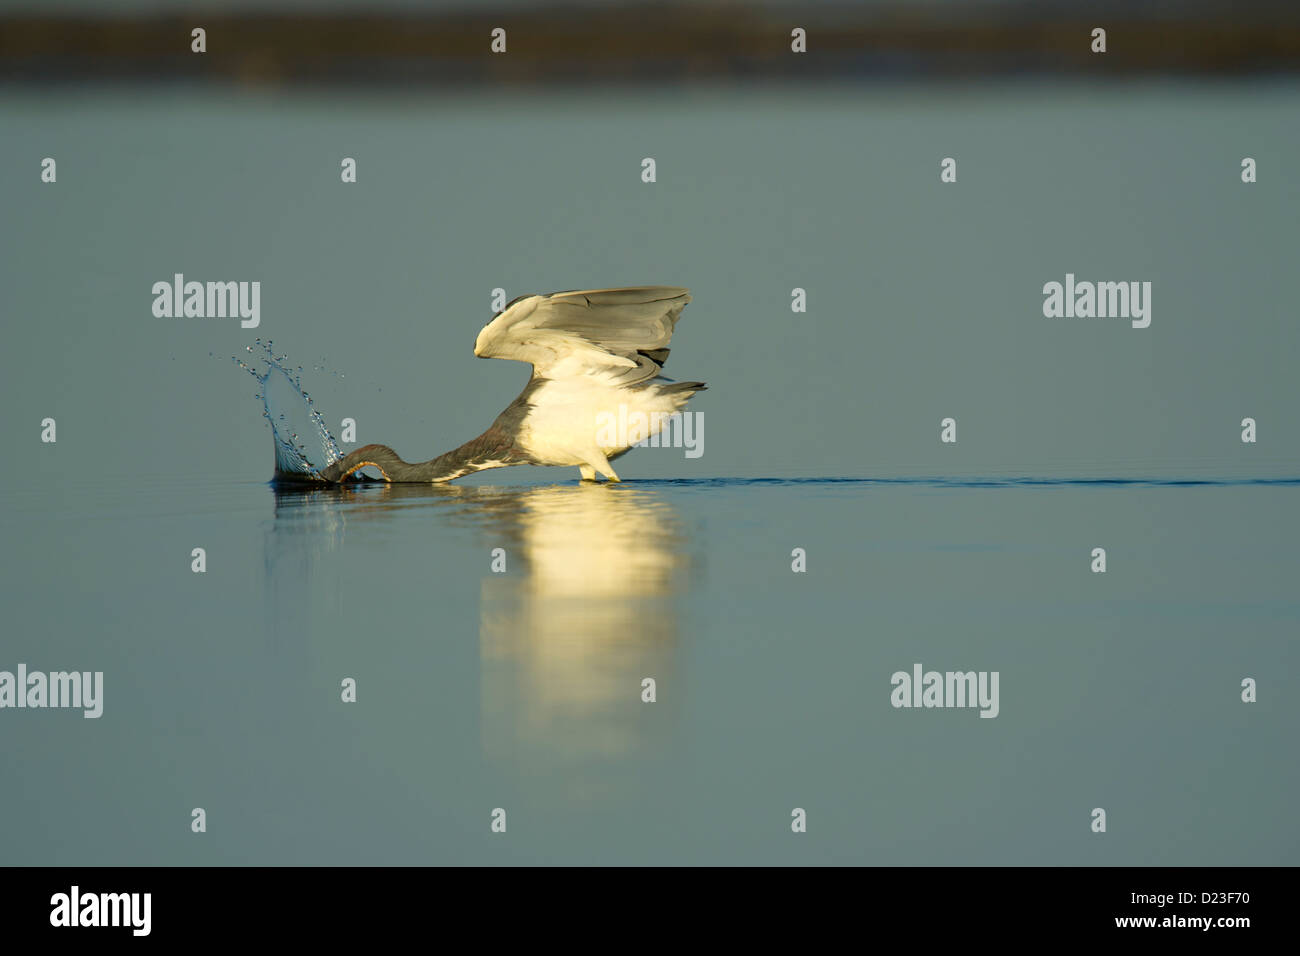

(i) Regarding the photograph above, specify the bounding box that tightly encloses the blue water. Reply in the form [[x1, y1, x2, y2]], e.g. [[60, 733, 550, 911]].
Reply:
[[1, 469, 1295, 865], [576, 476, 1300, 487], [2, 79, 1298, 864]]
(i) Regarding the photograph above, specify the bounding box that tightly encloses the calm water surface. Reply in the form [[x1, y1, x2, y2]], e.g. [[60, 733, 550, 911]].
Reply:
[[1, 475, 1295, 865], [2, 79, 1298, 864]]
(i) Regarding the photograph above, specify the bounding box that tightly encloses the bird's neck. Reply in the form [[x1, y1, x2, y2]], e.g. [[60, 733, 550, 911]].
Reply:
[[319, 432, 514, 484], [317, 444, 464, 483]]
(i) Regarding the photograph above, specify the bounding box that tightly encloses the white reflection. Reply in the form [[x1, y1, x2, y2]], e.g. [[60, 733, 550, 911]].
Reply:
[[480, 483, 687, 802]]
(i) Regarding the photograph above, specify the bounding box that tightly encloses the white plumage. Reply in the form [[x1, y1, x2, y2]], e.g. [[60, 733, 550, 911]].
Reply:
[[318, 286, 706, 484], [475, 287, 704, 481]]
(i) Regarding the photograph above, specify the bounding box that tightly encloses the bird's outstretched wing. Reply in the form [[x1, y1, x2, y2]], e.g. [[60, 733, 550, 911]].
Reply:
[[473, 286, 691, 386]]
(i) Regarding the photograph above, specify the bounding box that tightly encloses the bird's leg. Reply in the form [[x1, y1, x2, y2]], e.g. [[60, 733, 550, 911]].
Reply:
[[584, 450, 621, 482]]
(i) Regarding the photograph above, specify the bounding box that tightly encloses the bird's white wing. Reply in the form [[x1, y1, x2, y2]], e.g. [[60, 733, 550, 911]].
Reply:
[[473, 286, 691, 385]]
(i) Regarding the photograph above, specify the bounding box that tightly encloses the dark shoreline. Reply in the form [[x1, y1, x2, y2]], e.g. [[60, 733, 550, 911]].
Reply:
[[2, 3, 1299, 87]]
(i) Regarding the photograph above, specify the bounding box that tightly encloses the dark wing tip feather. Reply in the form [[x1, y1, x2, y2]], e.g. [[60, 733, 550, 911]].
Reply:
[[660, 380, 707, 394], [639, 347, 671, 369]]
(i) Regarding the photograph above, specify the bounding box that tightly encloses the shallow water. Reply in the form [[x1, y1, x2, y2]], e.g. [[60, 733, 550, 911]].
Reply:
[[2, 79, 1298, 864], [1, 473, 1296, 864]]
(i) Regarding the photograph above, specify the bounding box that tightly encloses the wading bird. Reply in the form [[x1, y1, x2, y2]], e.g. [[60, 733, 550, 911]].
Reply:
[[317, 287, 705, 484]]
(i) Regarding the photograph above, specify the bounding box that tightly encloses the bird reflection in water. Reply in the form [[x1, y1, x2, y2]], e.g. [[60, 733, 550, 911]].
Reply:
[[479, 482, 687, 802], [267, 479, 690, 802]]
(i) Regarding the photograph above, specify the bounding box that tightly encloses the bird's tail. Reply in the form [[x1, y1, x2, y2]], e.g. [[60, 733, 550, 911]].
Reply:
[[660, 380, 707, 395]]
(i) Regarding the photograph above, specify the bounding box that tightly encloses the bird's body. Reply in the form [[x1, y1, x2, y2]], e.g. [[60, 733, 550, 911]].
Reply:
[[315, 287, 705, 484]]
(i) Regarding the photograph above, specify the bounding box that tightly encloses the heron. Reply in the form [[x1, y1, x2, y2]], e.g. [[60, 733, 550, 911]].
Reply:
[[316, 286, 705, 484]]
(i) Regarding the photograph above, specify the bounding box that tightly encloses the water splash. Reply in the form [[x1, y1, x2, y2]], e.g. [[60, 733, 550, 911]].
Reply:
[[234, 340, 343, 480]]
